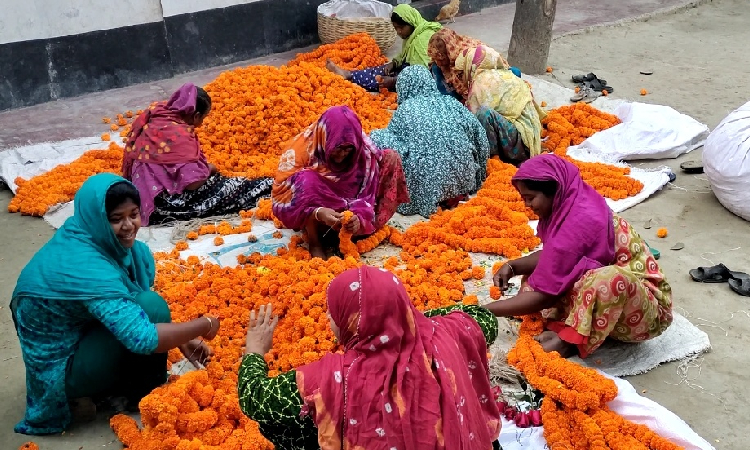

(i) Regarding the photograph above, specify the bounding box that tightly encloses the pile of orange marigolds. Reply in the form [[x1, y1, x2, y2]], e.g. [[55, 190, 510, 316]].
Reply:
[[2, 34, 680, 450]]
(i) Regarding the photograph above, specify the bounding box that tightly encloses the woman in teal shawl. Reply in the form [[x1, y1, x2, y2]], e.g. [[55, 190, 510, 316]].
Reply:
[[10, 173, 221, 435], [370, 65, 489, 217], [326, 4, 441, 91]]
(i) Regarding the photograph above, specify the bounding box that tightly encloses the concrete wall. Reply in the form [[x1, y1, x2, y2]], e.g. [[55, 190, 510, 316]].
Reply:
[[0, 0, 512, 111], [0, 0, 164, 44]]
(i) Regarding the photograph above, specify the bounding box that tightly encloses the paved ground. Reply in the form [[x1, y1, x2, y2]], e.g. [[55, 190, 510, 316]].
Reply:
[[2, 0, 749, 448]]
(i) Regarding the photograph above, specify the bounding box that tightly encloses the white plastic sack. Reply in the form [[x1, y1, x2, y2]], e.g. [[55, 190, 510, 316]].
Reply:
[[703, 100, 750, 221], [318, 0, 393, 19], [568, 102, 709, 162]]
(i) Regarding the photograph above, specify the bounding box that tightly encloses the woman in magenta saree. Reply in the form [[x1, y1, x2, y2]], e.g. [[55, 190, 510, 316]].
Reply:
[[123, 83, 272, 225], [272, 106, 409, 259]]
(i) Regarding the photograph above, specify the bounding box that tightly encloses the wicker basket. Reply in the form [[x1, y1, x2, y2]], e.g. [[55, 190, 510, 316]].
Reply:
[[318, 13, 397, 52]]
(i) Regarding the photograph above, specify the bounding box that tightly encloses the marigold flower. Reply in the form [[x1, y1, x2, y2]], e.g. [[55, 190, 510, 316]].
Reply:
[[213, 236, 224, 246], [657, 227, 668, 238], [18, 443, 40, 450]]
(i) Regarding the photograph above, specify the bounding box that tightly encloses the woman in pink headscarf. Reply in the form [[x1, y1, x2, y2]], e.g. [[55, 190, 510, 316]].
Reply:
[[272, 106, 409, 260], [238, 266, 502, 450], [484, 154, 673, 358], [123, 83, 273, 225]]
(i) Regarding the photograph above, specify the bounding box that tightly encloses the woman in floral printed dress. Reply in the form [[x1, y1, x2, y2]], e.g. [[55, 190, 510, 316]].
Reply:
[[370, 65, 489, 217], [484, 154, 673, 358]]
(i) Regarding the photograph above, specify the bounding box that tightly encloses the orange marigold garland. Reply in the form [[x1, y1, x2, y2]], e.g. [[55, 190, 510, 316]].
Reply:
[[509, 315, 683, 450], [541, 103, 644, 200], [356, 225, 392, 254], [338, 211, 360, 260], [401, 159, 540, 258]]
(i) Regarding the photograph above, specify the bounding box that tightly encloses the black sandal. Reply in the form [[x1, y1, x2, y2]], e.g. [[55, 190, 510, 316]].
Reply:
[[572, 72, 597, 83], [583, 78, 614, 94], [689, 264, 747, 283], [729, 276, 750, 296]]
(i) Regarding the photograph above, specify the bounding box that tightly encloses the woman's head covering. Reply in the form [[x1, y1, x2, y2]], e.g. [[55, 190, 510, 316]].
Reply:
[[395, 65, 440, 104], [297, 266, 500, 450], [427, 29, 484, 100], [122, 83, 210, 224], [512, 154, 615, 296], [13, 173, 155, 302], [454, 45, 510, 86], [272, 106, 383, 234], [166, 83, 199, 115], [392, 4, 442, 67], [122, 83, 205, 177]]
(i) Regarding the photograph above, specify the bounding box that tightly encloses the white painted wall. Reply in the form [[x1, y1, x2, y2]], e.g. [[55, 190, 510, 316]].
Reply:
[[161, 0, 264, 17], [0, 0, 164, 44]]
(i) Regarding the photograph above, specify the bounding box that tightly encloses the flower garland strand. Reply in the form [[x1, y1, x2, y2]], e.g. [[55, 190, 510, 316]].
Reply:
[[338, 210, 360, 260], [508, 314, 684, 450]]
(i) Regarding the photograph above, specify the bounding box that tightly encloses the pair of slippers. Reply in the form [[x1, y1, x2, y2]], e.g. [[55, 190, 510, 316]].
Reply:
[[689, 263, 750, 296], [572, 73, 614, 93]]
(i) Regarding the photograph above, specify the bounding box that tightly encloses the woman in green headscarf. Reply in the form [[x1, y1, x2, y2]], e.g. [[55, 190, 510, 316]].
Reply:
[[326, 4, 441, 91], [10, 173, 221, 436]]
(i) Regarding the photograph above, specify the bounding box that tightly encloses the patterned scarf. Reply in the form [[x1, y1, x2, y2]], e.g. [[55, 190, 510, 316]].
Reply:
[[297, 266, 500, 450], [427, 29, 485, 100], [271, 106, 382, 234], [122, 83, 203, 179]]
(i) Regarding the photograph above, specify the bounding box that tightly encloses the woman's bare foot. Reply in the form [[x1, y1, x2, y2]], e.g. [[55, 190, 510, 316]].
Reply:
[[326, 59, 352, 80], [534, 331, 577, 358], [309, 243, 327, 260]]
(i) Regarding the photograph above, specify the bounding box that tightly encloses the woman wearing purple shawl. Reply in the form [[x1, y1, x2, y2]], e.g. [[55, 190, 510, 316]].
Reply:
[[123, 83, 273, 225], [272, 106, 409, 259], [484, 154, 673, 358]]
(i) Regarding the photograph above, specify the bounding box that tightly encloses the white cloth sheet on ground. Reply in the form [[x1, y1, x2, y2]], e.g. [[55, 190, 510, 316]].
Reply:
[[0, 135, 110, 193], [524, 77, 709, 161], [569, 102, 709, 161]]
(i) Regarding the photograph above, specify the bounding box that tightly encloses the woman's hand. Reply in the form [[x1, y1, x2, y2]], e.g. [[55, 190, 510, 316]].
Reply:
[[493, 263, 515, 292], [343, 214, 360, 234], [208, 163, 219, 175], [245, 303, 279, 355], [179, 339, 213, 368], [316, 208, 342, 228], [383, 61, 396, 76], [203, 315, 221, 340], [378, 76, 397, 90]]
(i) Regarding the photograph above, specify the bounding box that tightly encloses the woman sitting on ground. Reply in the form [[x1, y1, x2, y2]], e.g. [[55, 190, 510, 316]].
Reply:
[[370, 65, 489, 217], [455, 46, 544, 166], [123, 82, 273, 226], [272, 106, 409, 259], [10, 174, 221, 435], [484, 155, 673, 358], [427, 28, 521, 103], [326, 4, 441, 92], [238, 265, 501, 450]]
